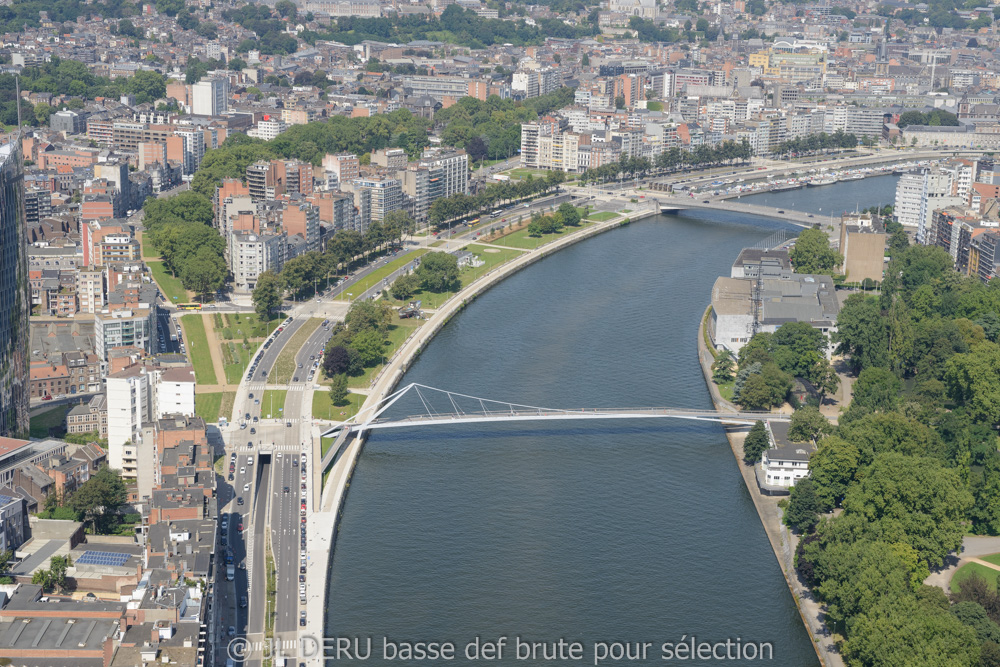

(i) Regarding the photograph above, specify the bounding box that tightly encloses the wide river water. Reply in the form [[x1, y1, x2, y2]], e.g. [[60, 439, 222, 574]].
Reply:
[[324, 176, 896, 666]]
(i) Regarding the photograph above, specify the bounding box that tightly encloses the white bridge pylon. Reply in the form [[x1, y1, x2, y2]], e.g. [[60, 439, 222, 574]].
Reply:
[[319, 383, 787, 438]]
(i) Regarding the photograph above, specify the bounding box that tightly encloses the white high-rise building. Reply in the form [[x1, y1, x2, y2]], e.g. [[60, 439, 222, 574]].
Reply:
[[192, 77, 229, 116], [894, 168, 964, 244], [154, 366, 196, 419], [106, 365, 151, 479]]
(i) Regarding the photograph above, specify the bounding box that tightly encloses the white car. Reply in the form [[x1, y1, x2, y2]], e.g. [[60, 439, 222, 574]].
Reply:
[[244, 483, 250, 492], [240, 467, 246, 475]]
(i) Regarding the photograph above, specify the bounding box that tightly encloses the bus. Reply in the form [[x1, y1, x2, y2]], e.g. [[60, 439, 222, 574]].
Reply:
[[177, 303, 202, 311], [491, 209, 503, 218]]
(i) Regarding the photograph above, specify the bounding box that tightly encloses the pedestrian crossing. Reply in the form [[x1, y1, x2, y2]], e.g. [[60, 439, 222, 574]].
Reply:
[[243, 639, 304, 652]]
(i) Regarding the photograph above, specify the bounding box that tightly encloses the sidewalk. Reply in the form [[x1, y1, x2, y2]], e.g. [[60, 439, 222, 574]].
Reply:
[[202, 313, 231, 388]]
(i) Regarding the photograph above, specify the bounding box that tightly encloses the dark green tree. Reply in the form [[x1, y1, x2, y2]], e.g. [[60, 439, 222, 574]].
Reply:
[[784, 478, 821, 533], [743, 420, 769, 463]]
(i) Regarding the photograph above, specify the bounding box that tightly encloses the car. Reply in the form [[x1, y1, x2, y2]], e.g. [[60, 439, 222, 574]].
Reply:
[[301, 483, 307, 490], [777, 210, 785, 214], [298, 363, 303, 368], [702, 200, 710, 204], [237, 496, 244, 505], [253, 416, 258, 423], [300, 565, 307, 574], [237, 522, 243, 532], [300, 615, 307, 627], [41, 395, 52, 401], [301, 517, 307, 524], [245, 413, 251, 420], [247, 456, 253, 465], [248, 441, 253, 448], [284, 486, 290, 493], [240, 423, 247, 430], [287, 421, 293, 427], [309, 355, 315, 360], [292, 459, 298, 467], [261, 371, 267, 378], [250, 428, 256, 435], [240, 466, 246, 475], [293, 377, 299, 382], [277, 453, 282, 459], [244, 483, 250, 491], [249, 393, 254, 399], [254, 399, 260, 404], [228, 473, 234, 481], [228, 626, 236, 637]]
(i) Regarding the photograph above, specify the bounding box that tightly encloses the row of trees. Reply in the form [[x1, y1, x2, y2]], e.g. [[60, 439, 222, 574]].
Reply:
[[772, 130, 860, 157], [526, 203, 585, 236], [578, 140, 753, 185], [428, 171, 566, 226], [391, 251, 461, 300], [322, 301, 394, 383]]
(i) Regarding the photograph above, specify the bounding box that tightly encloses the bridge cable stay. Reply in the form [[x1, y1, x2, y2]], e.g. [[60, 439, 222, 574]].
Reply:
[[413, 385, 440, 419]]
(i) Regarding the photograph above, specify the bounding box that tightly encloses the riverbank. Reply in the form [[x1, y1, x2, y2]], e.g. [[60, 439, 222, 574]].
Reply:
[[696, 307, 843, 667], [302, 202, 659, 657]]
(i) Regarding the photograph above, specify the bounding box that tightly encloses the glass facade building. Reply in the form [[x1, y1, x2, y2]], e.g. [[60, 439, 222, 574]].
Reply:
[[0, 138, 29, 437]]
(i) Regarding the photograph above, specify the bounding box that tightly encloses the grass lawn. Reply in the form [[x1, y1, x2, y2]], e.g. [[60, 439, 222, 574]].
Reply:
[[620, 208, 633, 214], [717, 380, 735, 402], [979, 554, 1000, 568], [429, 240, 445, 248], [586, 210, 619, 222], [348, 249, 429, 297], [261, 390, 288, 419], [30, 405, 69, 438], [180, 314, 218, 385], [219, 313, 279, 340], [951, 562, 1000, 593], [148, 261, 190, 304], [506, 168, 549, 180], [312, 390, 365, 422], [273, 319, 323, 384], [195, 392, 235, 424], [140, 232, 160, 260], [322, 436, 337, 458], [490, 222, 595, 251]]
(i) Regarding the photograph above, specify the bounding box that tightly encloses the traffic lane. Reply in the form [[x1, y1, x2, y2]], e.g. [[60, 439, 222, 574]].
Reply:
[[274, 456, 300, 634], [328, 248, 423, 300], [247, 460, 271, 639], [241, 318, 306, 387]]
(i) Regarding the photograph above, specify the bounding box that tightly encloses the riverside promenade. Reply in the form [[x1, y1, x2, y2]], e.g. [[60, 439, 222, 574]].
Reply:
[[300, 201, 659, 658], [696, 308, 844, 667]]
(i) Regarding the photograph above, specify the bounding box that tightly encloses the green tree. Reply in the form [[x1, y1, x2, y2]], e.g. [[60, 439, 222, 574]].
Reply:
[[784, 478, 821, 533], [808, 436, 860, 510], [344, 300, 392, 335], [557, 202, 581, 227], [351, 329, 386, 367], [743, 420, 769, 463], [711, 349, 735, 383], [835, 294, 891, 371], [69, 465, 128, 534], [180, 247, 226, 301], [390, 272, 421, 301], [33, 102, 52, 125], [328, 374, 348, 406], [416, 251, 460, 292], [952, 601, 1000, 644], [844, 594, 980, 667], [850, 366, 901, 414], [788, 406, 832, 442], [789, 228, 843, 274], [252, 271, 283, 321], [945, 341, 1000, 424], [842, 453, 972, 567]]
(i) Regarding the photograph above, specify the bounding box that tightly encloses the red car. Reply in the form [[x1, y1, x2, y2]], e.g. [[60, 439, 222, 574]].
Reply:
[[41, 395, 52, 401], [237, 522, 243, 532]]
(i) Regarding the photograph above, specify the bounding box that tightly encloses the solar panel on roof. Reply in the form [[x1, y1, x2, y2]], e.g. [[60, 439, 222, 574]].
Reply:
[[76, 551, 130, 567]]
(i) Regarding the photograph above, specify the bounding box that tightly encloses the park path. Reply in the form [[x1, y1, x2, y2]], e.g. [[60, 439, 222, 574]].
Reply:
[[201, 313, 233, 391], [966, 557, 1000, 572]]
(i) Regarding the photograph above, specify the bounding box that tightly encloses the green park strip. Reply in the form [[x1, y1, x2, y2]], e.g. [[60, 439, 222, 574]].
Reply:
[[489, 222, 596, 251], [140, 233, 160, 260], [179, 315, 218, 385], [342, 249, 430, 300], [980, 553, 1000, 568], [951, 562, 1000, 593], [505, 168, 550, 180], [30, 405, 68, 438], [346, 318, 423, 389], [312, 390, 364, 422], [261, 390, 288, 419], [321, 436, 336, 458], [272, 319, 324, 384], [195, 392, 235, 424], [148, 261, 190, 304], [586, 211, 619, 222]]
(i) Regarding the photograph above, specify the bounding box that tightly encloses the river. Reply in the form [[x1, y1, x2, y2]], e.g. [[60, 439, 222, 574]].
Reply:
[[324, 177, 896, 666]]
